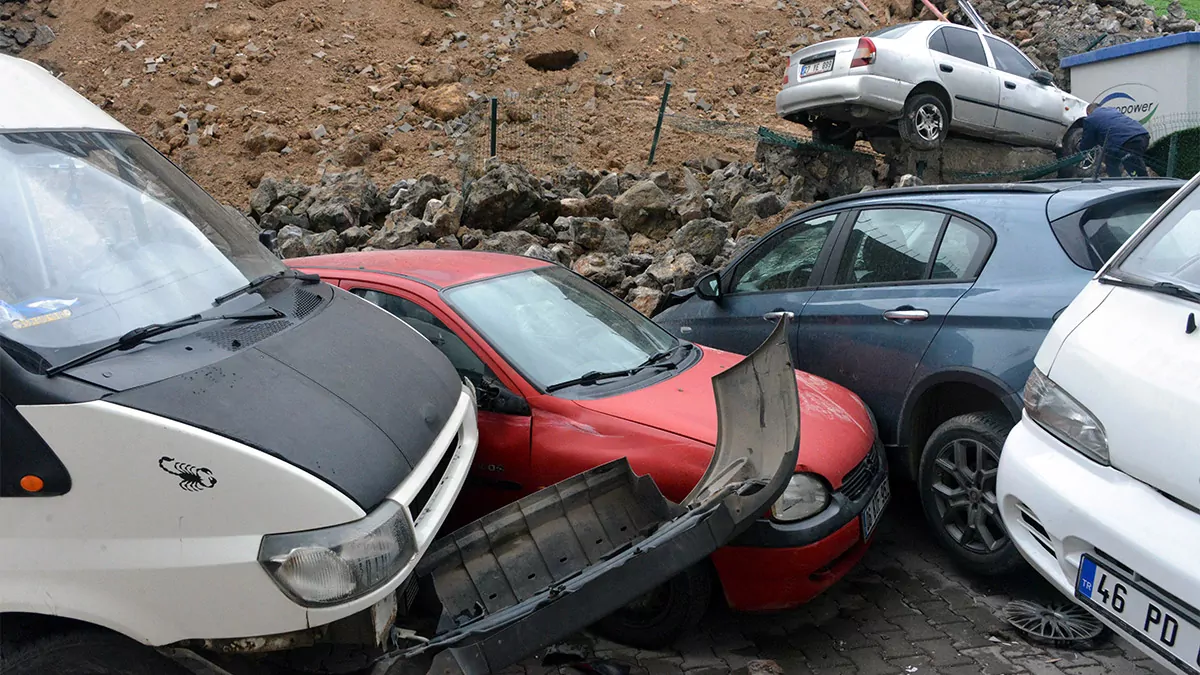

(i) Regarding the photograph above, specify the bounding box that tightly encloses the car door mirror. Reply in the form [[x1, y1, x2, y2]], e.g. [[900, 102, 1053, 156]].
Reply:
[[694, 271, 722, 301], [478, 374, 531, 416], [1031, 70, 1054, 86]]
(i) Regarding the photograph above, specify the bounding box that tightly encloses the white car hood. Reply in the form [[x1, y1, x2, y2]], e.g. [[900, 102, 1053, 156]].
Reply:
[[1042, 282, 1200, 509]]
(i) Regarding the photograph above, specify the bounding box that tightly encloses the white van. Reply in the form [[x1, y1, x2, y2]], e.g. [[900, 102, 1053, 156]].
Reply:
[[998, 170, 1200, 675]]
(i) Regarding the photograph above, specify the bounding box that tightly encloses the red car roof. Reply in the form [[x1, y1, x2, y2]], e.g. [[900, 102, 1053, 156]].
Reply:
[[287, 249, 553, 288]]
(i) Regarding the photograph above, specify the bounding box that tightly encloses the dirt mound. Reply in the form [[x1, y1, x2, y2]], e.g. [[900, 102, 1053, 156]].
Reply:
[[12, 0, 889, 207]]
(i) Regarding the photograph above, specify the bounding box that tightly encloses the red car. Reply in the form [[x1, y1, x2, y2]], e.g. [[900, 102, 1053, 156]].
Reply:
[[290, 250, 890, 647]]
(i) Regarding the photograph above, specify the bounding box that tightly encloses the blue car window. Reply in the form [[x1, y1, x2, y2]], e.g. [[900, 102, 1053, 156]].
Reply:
[[932, 217, 989, 280], [730, 214, 838, 293], [352, 287, 493, 387], [835, 209, 946, 285]]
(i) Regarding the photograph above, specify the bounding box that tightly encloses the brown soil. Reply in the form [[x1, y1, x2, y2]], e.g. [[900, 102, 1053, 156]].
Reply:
[[28, 0, 897, 207]]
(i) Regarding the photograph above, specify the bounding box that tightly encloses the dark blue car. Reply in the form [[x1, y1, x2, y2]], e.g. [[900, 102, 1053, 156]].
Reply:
[[655, 178, 1184, 574]]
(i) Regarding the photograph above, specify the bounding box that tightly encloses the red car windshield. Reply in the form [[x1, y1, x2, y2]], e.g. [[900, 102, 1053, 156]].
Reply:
[[443, 266, 679, 390]]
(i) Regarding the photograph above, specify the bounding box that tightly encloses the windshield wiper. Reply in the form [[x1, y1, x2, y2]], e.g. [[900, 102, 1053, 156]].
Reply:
[[213, 269, 320, 306], [1099, 275, 1200, 305], [45, 307, 285, 377], [544, 343, 691, 393]]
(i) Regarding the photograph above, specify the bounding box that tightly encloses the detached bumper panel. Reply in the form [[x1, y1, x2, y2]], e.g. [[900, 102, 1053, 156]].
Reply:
[[403, 318, 801, 675]]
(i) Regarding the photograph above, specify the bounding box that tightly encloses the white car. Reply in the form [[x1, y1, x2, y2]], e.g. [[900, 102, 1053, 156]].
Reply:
[[998, 170, 1200, 675], [776, 21, 1090, 155]]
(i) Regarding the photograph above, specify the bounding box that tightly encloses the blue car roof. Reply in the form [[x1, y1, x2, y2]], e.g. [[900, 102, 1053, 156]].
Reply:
[[801, 178, 1185, 222]]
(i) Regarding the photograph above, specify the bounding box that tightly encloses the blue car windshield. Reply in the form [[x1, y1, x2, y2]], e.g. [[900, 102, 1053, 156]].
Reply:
[[0, 131, 285, 365]]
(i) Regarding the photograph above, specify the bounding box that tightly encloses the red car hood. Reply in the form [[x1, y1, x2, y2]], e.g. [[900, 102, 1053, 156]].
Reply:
[[571, 346, 875, 487]]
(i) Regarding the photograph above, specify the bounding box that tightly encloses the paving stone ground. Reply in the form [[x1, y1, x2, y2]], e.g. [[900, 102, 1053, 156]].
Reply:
[[512, 481, 1170, 675]]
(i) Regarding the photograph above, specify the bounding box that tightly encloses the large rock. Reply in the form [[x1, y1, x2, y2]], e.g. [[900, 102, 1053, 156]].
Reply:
[[424, 191, 463, 239], [626, 286, 665, 317], [672, 218, 729, 265], [559, 194, 614, 219], [614, 180, 675, 239], [94, 7, 133, 33], [672, 190, 709, 225], [565, 217, 629, 255], [646, 252, 707, 291], [277, 225, 311, 258], [572, 253, 625, 289], [462, 163, 545, 230], [421, 62, 461, 87], [298, 170, 386, 233], [303, 230, 345, 256], [367, 212, 427, 249], [418, 83, 470, 121], [475, 230, 542, 255], [588, 173, 622, 197], [341, 225, 374, 248], [404, 174, 453, 215], [732, 192, 785, 229], [243, 124, 288, 155], [250, 175, 310, 217]]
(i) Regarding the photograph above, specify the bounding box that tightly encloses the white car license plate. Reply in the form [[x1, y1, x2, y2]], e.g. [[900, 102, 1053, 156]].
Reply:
[[861, 477, 890, 540], [1076, 554, 1200, 675], [800, 59, 834, 77]]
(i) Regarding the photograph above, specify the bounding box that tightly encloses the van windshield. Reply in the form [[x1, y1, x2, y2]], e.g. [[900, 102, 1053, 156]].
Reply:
[[1114, 182, 1200, 293], [0, 131, 284, 367]]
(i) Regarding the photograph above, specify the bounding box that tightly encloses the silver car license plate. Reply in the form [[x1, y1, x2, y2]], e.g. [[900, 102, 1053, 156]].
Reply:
[[1076, 554, 1200, 675], [800, 58, 833, 77], [861, 477, 890, 540]]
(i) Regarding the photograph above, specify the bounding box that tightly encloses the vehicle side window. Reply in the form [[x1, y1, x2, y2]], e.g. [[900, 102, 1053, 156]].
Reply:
[[940, 27, 988, 67], [351, 288, 494, 388], [834, 209, 946, 285], [932, 217, 990, 280], [985, 36, 1036, 78], [730, 214, 838, 293], [928, 28, 950, 55]]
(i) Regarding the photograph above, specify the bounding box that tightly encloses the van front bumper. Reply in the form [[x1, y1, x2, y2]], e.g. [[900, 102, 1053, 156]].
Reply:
[[998, 416, 1200, 675]]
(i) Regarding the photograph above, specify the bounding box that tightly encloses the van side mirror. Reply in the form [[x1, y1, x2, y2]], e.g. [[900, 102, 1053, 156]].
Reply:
[[1031, 70, 1054, 86], [259, 230, 281, 258], [695, 271, 722, 301]]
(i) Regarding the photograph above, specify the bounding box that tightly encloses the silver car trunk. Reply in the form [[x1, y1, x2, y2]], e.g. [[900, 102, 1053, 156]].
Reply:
[[788, 38, 862, 84]]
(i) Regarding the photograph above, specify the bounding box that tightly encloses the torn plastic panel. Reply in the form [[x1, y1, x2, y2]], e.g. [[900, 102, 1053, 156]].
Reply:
[[397, 317, 800, 675]]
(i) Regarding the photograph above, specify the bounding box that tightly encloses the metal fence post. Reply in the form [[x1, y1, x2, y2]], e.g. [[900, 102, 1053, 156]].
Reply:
[[1167, 134, 1179, 178], [648, 81, 671, 166], [489, 97, 498, 158]]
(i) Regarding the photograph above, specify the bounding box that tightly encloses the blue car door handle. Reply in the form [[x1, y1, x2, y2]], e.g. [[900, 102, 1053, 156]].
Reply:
[[762, 310, 795, 321], [883, 308, 930, 322]]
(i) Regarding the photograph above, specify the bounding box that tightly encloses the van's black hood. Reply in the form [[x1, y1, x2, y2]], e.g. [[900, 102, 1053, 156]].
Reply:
[[5, 282, 463, 511]]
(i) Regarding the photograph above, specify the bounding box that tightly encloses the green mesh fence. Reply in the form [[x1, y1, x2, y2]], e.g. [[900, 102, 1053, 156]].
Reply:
[[456, 86, 578, 184]]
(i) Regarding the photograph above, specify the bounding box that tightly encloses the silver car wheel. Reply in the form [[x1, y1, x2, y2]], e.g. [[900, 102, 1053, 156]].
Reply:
[[914, 103, 944, 142]]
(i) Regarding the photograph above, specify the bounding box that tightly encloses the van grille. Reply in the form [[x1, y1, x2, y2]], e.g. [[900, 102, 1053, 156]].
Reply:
[[840, 442, 883, 501], [409, 433, 459, 524]]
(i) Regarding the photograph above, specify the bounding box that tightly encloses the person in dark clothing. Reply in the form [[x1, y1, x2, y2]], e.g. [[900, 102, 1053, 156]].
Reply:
[[1079, 103, 1152, 177]]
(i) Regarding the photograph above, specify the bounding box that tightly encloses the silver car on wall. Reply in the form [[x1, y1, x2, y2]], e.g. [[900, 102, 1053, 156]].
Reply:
[[776, 21, 1090, 155]]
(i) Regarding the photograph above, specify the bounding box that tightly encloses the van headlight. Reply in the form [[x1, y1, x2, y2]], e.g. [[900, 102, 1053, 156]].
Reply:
[[1024, 367, 1108, 465], [771, 473, 830, 522], [259, 500, 418, 607]]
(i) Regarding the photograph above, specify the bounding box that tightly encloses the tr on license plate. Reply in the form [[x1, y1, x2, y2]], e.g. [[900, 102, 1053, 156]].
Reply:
[[861, 478, 890, 540], [800, 59, 834, 77], [1076, 554, 1200, 675]]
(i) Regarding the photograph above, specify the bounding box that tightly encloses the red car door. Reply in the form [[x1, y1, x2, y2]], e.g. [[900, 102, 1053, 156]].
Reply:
[[333, 277, 536, 527]]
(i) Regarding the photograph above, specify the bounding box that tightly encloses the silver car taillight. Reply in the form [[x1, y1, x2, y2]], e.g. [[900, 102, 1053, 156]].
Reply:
[[850, 37, 876, 67]]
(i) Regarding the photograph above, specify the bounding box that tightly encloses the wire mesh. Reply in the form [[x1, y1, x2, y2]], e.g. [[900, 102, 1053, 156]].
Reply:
[[457, 86, 579, 185]]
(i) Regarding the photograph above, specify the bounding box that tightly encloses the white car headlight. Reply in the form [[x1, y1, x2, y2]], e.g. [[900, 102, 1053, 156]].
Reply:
[[1023, 367, 1108, 465], [259, 500, 418, 607], [771, 473, 830, 522]]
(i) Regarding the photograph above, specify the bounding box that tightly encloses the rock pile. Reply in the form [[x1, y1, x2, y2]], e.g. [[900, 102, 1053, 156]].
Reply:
[[956, 0, 1195, 84], [1, 0, 57, 56], [252, 148, 863, 316]]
